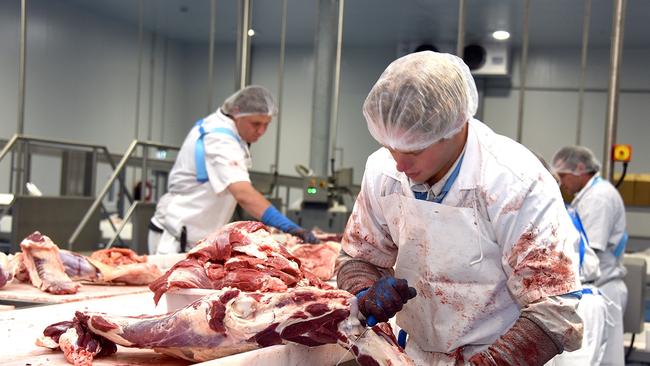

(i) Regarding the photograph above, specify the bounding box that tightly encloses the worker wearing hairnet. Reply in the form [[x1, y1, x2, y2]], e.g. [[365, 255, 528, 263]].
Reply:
[[336, 51, 583, 365], [552, 146, 627, 366], [149, 85, 319, 254]]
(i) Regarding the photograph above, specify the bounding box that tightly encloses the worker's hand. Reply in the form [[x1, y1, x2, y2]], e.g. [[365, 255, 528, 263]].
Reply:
[[288, 227, 321, 244], [356, 276, 417, 326]]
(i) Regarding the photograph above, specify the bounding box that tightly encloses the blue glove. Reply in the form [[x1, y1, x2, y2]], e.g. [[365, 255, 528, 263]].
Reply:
[[356, 276, 417, 326], [261, 206, 320, 244], [286, 227, 321, 244], [261, 205, 300, 232]]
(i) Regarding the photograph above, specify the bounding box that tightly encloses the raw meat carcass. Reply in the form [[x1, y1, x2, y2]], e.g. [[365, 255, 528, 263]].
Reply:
[[149, 221, 326, 304], [89, 248, 147, 265], [0, 252, 12, 288], [37, 286, 415, 366], [286, 241, 341, 281], [86, 248, 162, 285], [273, 229, 342, 281], [20, 232, 80, 294], [59, 250, 101, 282]]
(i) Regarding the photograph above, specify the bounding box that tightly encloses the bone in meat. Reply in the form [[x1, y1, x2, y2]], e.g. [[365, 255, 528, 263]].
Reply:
[[38, 286, 414, 366], [20, 232, 79, 294]]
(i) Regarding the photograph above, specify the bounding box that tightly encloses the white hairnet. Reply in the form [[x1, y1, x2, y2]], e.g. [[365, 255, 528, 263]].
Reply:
[[551, 146, 601, 175], [221, 85, 277, 118], [362, 51, 478, 151]]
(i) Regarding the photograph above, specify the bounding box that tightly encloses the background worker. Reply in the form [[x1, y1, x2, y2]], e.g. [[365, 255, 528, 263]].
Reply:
[[149, 85, 319, 254], [552, 146, 628, 365]]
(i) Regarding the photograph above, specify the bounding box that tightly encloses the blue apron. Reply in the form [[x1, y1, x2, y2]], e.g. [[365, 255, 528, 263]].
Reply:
[[193, 119, 245, 183]]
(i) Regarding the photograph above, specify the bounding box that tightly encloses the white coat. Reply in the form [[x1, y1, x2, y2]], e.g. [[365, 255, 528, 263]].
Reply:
[[572, 174, 628, 366], [153, 110, 252, 254], [546, 208, 609, 366], [342, 119, 582, 364]]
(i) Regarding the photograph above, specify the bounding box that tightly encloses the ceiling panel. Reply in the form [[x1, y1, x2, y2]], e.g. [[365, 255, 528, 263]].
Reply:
[[61, 0, 650, 47]]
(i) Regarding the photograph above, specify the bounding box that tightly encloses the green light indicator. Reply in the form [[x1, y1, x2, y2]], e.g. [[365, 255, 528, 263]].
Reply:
[[307, 187, 317, 194]]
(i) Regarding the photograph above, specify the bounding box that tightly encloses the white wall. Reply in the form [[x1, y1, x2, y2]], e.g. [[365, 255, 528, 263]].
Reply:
[[0, 0, 188, 195], [483, 46, 650, 174], [2, 2, 650, 201]]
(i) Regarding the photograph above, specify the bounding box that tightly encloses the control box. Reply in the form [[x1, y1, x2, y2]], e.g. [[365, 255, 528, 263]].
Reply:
[[303, 176, 329, 204]]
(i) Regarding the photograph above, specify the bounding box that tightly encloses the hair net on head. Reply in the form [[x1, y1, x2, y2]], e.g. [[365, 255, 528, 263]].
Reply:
[[221, 85, 278, 118], [551, 146, 602, 175], [362, 51, 479, 152]]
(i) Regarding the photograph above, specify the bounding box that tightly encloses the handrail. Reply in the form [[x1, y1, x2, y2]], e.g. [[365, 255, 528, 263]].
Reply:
[[0, 133, 133, 202], [105, 201, 140, 249], [68, 140, 180, 249], [0, 134, 19, 162]]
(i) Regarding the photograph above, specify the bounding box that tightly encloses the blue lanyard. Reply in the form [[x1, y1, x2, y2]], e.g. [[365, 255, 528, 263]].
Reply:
[[413, 152, 465, 204], [578, 175, 628, 258], [566, 206, 589, 271], [194, 119, 243, 183]]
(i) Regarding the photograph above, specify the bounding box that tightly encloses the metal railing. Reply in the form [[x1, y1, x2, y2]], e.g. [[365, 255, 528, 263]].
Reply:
[[69, 140, 179, 249], [0, 134, 133, 245]]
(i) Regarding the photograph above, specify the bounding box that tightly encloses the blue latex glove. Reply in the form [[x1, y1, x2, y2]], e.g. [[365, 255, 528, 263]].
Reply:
[[356, 276, 417, 326], [261, 206, 320, 244]]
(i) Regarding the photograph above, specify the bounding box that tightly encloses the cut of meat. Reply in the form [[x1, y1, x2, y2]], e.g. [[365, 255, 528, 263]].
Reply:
[[20, 232, 80, 294], [90, 248, 147, 265], [10, 252, 30, 283], [149, 221, 327, 304], [86, 258, 162, 285], [59, 250, 100, 282], [286, 241, 341, 281], [0, 252, 12, 288], [37, 286, 415, 366], [82, 247, 162, 285], [7, 235, 162, 294]]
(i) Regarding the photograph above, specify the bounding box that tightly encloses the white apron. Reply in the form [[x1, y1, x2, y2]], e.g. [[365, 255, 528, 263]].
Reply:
[[378, 191, 519, 364]]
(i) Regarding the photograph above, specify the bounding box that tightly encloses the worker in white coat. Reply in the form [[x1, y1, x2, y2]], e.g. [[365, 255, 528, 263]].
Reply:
[[535, 155, 609, 366], [149, 85, 319, 254], [336, 51, 584, 365], [552, 146, 627, 366]]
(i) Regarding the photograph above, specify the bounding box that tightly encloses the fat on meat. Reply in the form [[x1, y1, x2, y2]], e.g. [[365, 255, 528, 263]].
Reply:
[[86, 247, 162, 285], [37, 286, 415, 366], [286, 241, 341, 281], [20, 232, 80, 294], [149, 221, 327, 304]]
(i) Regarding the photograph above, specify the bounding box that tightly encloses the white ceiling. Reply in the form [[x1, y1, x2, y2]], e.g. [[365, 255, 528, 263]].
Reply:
[[63, 0, 650, 48]]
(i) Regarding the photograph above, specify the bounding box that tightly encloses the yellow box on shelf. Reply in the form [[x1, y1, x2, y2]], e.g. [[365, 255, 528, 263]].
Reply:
[[614, 173, 636, 206], [634, 174, 650, 206]]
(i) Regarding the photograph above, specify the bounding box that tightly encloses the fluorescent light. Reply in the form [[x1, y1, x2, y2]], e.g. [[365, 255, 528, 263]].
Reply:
[[492, 30, 510, 41], [247, 29, 255, 37]]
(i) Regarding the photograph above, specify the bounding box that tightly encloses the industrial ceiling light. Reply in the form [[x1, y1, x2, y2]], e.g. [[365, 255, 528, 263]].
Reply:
[[247, 29, 255, 37], [492, 30, 510, 41]]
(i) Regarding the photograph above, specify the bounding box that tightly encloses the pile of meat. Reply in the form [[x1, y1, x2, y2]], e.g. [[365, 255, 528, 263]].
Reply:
[[149, 221, 328, 304], [271, 228, 343, 281], [2, 232, 162, 294], [37, 222, 415, 366]]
